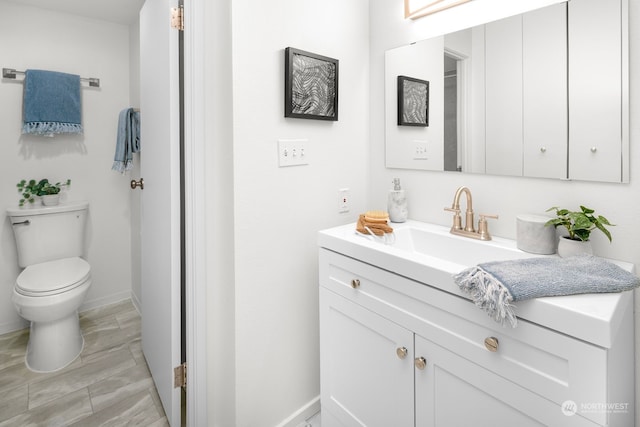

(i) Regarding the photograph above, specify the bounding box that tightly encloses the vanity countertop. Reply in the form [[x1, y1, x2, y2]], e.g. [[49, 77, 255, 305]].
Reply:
[[319, 220, 635, 348]]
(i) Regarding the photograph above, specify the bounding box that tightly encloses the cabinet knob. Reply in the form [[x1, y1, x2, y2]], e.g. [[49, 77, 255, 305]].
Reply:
[[396, 347, 408, 359], [540, 147, 547, 153], [484, 337, 499, 352], [414, 357, 427, 370], [590, 146, 598, 153], [350, 279, 360, 289]]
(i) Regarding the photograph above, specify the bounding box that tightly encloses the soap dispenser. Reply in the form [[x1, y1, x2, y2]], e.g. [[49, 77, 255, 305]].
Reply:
[[388, 178, 408, 223]]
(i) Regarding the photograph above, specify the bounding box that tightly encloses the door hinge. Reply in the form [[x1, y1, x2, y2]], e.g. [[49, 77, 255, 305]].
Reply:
[[171, 5, 184, 31], [174, 362, 187, 389]]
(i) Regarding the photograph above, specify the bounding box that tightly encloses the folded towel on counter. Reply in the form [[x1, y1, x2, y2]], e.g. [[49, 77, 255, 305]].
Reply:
[[112, 108, 140, 173], [356, 213, 393, 236], [22, 69, 83, 136], [454, 254, 640, 327]]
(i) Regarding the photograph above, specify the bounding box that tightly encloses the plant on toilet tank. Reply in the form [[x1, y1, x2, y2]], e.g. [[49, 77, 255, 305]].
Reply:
[[17, 178, 71, 207]]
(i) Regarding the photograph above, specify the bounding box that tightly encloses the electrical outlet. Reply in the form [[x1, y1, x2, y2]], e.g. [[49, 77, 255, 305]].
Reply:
[[278, 139, 309, 167], [338, 188, 350, 213], [413, 140, 428, 160]]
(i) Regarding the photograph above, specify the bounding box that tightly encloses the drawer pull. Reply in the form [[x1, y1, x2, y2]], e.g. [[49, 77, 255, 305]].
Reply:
[[484, 337, 499, 352], [396, 347, 408, 360], [415, 357, 427, 370], [350, 279, 361, 289]]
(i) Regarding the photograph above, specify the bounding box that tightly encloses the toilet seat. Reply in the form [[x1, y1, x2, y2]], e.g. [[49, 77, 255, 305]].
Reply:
[[16, 257, 91, 297]]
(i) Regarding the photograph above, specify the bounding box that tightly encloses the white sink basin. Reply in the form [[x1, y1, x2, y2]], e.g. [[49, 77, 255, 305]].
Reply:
[[392, 225, 538, 266]]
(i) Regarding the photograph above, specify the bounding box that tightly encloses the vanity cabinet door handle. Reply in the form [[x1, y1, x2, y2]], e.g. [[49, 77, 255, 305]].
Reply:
[[350, 279, 360, 289], [396, 347, 408, 360], [415, 357, 427, 370], [484, 337, 499, 352]]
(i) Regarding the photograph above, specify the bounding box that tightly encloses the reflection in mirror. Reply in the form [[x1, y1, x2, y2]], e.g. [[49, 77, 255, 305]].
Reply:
[[385, 0, 629, 183], [443, 54, 458, 172]]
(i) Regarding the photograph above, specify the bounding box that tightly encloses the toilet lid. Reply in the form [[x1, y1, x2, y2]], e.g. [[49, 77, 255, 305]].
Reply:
[[16, 257, 90, 295]]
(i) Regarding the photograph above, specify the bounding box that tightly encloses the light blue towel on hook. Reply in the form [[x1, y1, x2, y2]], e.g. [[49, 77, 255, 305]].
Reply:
[[112, 108, 140, 173], [454, 254, 640, 327], [22, 69, 83, 136]]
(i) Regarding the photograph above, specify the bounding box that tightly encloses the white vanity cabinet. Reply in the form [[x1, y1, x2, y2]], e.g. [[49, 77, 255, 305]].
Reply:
[[319, 248, 634, 427]]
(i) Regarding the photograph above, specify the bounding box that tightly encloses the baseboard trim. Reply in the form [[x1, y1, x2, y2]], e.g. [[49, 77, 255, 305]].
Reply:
[[79, 291, 132, 313], [0, 318, 29, 335], [0, 291, 134, 336], [130, 290, 142, 315], [276, 395, 321, 427]]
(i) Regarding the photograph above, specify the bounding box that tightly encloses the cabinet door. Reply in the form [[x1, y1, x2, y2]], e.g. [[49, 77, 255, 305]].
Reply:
[[568, 0, 622, 182], [485, 14, 523, 176], [414, 335, 597, 427], [320, 288, 414, 427], [523, 3, 567, 178]]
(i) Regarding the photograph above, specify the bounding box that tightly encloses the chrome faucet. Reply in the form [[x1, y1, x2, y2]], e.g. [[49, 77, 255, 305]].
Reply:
[[444, 186, 498, 241]]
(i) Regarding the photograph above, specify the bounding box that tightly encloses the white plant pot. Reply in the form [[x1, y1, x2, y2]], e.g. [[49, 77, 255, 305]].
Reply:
[[41, 194, 60, 206], [557, 236, 593, 258]]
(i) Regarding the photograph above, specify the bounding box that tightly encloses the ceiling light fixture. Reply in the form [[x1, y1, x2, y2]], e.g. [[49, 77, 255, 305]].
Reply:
[[404, 0, 472, 19]]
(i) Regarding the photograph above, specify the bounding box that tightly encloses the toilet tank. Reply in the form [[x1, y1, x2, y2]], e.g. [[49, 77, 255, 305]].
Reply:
[[7, 201, 89, 268]]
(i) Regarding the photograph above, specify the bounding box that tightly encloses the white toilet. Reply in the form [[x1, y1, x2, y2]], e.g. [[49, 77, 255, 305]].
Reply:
[[7, 201, 91, 373]]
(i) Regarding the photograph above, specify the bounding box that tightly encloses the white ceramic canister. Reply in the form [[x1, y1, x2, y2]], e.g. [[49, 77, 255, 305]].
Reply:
[[516, 214, 556, 254]]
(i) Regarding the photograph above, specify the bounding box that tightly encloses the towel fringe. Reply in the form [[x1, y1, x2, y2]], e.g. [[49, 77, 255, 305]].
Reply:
[[22, 122, 83, 136], [454, 266, 518, 327], [111, 159, 133, 173]]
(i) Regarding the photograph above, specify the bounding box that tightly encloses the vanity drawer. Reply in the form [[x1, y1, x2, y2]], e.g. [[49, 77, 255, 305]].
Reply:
[[320, 248, 610, 425]]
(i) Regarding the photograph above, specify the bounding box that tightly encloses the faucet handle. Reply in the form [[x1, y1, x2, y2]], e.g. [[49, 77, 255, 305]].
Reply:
[[444, 207, 462, 230], [479, 213, 499, 220], [478, 214, 499, 240]]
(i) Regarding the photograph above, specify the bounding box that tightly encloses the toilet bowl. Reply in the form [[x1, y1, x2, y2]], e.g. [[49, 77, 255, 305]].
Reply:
[[7, 201, 92, 373], [12, 257, 91, 372]]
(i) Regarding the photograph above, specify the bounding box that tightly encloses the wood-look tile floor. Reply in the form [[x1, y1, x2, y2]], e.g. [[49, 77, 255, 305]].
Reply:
[[0, 299, 169, 426]]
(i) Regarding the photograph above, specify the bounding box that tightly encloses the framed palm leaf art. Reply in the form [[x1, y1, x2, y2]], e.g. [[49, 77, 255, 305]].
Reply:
[[397, 75, 429, 126], [285, 47, 339, 121]]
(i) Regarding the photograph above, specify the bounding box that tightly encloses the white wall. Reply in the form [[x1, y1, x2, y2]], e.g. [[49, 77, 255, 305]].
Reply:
[[204, 0, 370, 425], [0, 1, 135, 333], [204, 0, 236, 425], [370, 0, 640, 423]]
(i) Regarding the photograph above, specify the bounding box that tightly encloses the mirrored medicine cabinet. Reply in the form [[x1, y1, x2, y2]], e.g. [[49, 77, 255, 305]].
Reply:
[[385, 0, 629, 183]]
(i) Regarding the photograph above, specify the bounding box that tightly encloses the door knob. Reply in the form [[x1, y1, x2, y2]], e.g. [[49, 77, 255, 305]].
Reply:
[[131, 178, 144, 190]]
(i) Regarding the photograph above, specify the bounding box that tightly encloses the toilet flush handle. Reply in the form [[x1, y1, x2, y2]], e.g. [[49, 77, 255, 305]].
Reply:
[[130, 178, 144, 190], [12, 219, 30, 226]]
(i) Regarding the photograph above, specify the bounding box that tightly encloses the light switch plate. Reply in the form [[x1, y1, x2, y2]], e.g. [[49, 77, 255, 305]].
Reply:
[[278, 139, 309, 167], [413, 140, 428, 160]]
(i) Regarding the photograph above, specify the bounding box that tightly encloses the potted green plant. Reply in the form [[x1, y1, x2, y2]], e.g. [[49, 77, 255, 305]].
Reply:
[[545, 205, 613, 257], [17, 178, 71, 207]]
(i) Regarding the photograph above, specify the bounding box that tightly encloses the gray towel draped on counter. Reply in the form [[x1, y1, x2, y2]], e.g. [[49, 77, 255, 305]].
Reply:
[[454, 254, 640, 327]]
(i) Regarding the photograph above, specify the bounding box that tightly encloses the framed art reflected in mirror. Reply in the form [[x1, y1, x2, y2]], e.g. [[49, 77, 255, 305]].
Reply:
[[397, 75, 429, 127]]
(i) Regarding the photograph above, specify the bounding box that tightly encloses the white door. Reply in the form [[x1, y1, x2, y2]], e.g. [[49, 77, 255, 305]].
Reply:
[[139, 0, 182, 425]]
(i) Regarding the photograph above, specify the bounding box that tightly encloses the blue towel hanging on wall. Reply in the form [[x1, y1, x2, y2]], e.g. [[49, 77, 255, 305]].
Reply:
[[22, 69, 83, 136]]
